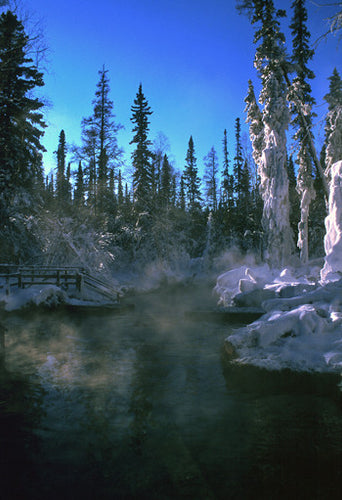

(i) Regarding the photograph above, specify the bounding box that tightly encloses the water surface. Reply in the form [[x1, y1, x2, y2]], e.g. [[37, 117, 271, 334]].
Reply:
[[1, 286, 341, 499]]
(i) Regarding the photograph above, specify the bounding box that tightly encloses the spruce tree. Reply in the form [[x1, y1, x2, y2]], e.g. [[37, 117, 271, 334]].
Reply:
[[74, 161, 84, 206], [324, 68, 342, 176], [183, 136, 202, 211], [130, 83, 153, 213], [203, 146, 219, 212], [160, 154, 173, 208], [239, 0, 294, 267], [221, 129, 232, 208], [308, 146, 327, 258], [240, 159, 251, 224], [117, 169, 124, 210], [0, 10, 46, 200], [289, 0, 316, 263], [66, 162, 72, 203], [178, 175, 186, 211], [233, 118, 244, 204], [79, 66, 122, 213], [244, 79, 264, 170], [56, 129, 67, 205], [286, 155, 300, 241]]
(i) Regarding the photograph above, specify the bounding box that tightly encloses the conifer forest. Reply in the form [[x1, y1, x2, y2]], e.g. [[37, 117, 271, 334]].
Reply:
[[0, 0, 341, 277]]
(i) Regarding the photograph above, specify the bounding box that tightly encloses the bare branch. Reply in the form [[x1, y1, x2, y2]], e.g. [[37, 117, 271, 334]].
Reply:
[[0, 0, 49, 70]]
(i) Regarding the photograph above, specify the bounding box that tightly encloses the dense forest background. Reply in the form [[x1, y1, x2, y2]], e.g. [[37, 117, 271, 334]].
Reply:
[[0, 1, 341, 282]]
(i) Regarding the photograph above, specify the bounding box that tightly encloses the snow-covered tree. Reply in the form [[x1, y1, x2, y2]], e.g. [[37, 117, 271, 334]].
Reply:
[[244, 79, 265, 169], [239, 0, 294, 267], [324, 68, 342, 177], [289, 0, 316, 263]]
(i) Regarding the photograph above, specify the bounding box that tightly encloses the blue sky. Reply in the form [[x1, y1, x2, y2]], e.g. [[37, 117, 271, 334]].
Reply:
[[18, 0, 342, 178]]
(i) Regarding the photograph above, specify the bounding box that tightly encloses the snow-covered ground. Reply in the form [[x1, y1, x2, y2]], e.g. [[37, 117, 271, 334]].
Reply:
[[215, 263, 342, 373], [0, 283, 120, 311]]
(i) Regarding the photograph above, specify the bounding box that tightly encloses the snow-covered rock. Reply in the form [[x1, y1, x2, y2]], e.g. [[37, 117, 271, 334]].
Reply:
[[34, 286, 67, 308], [216, 263, 342, 373], [225, 298, 342, 373], [233, 288, 276, 308], [214, 266, 249, 307], [321, 160, 342, 283], [214, 264, 276, 307]]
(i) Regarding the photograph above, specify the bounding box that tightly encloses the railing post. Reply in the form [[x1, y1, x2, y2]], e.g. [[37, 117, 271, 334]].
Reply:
[[57, 270, 60, 287], [0, 322, 5, 371], [76, 272, 83, 292], [5, 276, 9, 296]]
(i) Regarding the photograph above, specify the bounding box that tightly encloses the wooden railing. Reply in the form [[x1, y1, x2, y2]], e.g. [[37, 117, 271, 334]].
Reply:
[[0, 265, 121, 302]]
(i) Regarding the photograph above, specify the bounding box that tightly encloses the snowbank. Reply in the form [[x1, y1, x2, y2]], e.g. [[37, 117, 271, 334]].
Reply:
[[0, 285, 67, 311], [215, 264, 342, 373], [0, 283, 118, 312]]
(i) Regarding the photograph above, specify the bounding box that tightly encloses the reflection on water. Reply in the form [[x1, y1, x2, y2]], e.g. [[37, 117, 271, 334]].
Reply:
[[0, 287, 341, 499]]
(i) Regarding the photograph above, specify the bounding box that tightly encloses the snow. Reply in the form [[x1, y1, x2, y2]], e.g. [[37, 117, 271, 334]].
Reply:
[[321, 160, 342, 283], [215, 160, 342, 374], [260, 126, 294, 267], [215, 262, 342, 373], [0, 283, 118, 311]]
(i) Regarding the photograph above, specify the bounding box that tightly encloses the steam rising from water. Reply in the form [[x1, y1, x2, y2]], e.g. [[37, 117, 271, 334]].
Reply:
[[1, 285, 341, 499]]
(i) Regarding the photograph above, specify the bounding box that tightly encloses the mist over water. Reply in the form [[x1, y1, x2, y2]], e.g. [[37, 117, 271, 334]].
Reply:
[[0, 285, 341, 499]]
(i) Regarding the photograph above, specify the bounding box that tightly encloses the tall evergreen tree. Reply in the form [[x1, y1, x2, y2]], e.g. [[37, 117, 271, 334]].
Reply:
[[66, 162, 72, 203], [203, 146, 219, 212], [178, 175, 186, 211], [160, 154, 173, 208], [130, 83, 153, 213], [221, 129, 233, 208], [309, 146, 327, 258], [238, 0, 294, 267], [74, 161, 84, 206], [324, 68, 342, 176], [240, 159, 251, 220], [286, 155, 300, 241], [183, 136, 202, 210], [117, 169, 124, 212], [151, 132, 170, 200], [244, 79, 264, 170], [0, 10, 46, 199], [78, 66, 122, 213], [289, 0, 316, 263], [233, 118, 244, 204], [56, 129, 67, 205]]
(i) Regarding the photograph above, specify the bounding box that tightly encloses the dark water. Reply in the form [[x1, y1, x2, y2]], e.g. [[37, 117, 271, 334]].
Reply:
[[0, 286, 341, 499]]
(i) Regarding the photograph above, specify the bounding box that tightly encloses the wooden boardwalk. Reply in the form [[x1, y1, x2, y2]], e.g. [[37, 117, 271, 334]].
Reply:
[[0, 264, 121, 302]]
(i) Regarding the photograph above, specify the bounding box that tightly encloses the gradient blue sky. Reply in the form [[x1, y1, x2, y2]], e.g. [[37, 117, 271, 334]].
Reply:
[[20, 0, 342, 178]]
